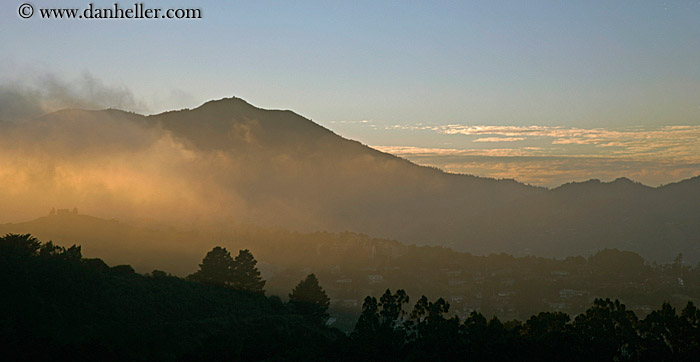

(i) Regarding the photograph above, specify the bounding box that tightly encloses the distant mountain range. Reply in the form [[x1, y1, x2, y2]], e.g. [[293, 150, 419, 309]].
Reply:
[[1, 97, 698, 263]]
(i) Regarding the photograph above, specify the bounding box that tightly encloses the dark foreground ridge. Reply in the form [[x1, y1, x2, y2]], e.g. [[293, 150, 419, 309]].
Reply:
[[2, 234, 700, 361]]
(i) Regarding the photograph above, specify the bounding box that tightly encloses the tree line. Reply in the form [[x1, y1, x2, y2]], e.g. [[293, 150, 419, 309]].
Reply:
[[184, 245, 331, 324], [2, 234, 699, 361], [345, 289, 700, 361]]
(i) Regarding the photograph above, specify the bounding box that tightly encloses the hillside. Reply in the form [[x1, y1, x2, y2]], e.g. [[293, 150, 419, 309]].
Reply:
[[3, 213, 700, 331], [0, 234, 341, 361], [3, 234, 700, 361], [1, 97, 699, 262]]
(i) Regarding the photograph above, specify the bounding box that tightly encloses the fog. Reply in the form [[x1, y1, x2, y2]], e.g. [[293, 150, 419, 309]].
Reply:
[[2, 83, 699, 266], [0, 89, 416, 231], [0, 100, 247, 225], [0, 72, 147, 122]]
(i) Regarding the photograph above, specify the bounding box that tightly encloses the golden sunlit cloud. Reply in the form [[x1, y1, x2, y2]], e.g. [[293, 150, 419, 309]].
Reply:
[[372, 125, 700, 187], [473, 137, 526, 142]]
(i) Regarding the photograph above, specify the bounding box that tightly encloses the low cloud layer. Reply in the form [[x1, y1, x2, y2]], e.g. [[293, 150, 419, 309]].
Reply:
[[373, 125, 700, 187], [0, 103, 247, 224]]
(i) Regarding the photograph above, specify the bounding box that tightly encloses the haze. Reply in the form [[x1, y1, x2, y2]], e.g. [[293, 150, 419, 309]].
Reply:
[[3, 3, 700, 357], [2, 1, 699, 186]]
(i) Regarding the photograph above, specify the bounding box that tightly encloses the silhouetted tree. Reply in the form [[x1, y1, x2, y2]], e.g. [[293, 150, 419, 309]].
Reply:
[[639, 302, 672, 358], [409, 296, 452, 340], [289, 273, 330, 324], [461, 311, 522, 360], [574, 298, 640, 360], [407, 296, 462, 359], [38, 241, 82, 261], [151, 270, 168, 278], [351, 289, 409, 357], [353, 295, 381, 338], [5, 235, 700, 362], [187, 246, 235, 287], [1, 236, 337, 361], [0, 233, 40, 258], [38, 240, 62, 258], [378, 288, 409, 330], [522, 311, 579, 361], [231, 249, 265, 293], [678, 302, 700, 358], [462, 310, 488, 356]]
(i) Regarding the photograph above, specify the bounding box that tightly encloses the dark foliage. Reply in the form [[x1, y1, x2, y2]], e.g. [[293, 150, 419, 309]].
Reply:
[[289, 273, 331, 324], [186, 246, 235, 287], [3, 234, 700, 361], [187, 247, 265, 293], [231, 249, 265, 293], [0, 234, 339, 361]]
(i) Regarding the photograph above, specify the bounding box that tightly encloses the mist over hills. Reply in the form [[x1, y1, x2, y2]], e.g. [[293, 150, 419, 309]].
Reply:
[[1, 97, 699, 263]]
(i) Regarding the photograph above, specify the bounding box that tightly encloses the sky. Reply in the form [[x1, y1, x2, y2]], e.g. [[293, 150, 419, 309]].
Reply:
[[2, 0, 700, 186]]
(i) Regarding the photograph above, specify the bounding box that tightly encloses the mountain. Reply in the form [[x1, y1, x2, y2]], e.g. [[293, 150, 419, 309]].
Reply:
[[1, 97, 698, 263], [469, 176, 700, 262], [149, 98, 538, 243]]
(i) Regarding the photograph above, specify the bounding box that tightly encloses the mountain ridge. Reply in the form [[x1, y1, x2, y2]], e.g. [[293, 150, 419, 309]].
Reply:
[[1, 97, 699, 263], [29, 97, 694, 190]]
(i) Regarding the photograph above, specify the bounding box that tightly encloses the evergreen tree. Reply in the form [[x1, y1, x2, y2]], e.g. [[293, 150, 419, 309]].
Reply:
[[289, 273, 330, 323], [187, 246, 234, 287], [231, 249, 265, 293]]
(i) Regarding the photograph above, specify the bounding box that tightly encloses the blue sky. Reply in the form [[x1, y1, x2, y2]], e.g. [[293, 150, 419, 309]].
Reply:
[[2, 1, 700, 186]]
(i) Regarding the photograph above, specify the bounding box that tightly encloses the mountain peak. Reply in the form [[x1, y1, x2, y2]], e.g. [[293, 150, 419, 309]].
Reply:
[[606, 177, 653, 191], [610, 177, 634, 184], [194, 97, 300, 116], [149, 96, 340, 152], [197, 96, 254, 110]]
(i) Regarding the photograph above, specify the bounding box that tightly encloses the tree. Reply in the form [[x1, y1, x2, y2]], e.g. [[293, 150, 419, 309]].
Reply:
[[378, 288, 409, 330], [678, 302, 700, 357], [351, 289, 409, 353], [409, 296, 453, 340], [231, 249, 265, 293], [522, 312, 577, 361], [353, 296, 381, 339], [0, 233, 41, 259], [187, 246, 235, 287], [38, 241, 82, 261], [289, 273, 330, 323], [573, 298, 640, 360], [407, 296, 462, 360]]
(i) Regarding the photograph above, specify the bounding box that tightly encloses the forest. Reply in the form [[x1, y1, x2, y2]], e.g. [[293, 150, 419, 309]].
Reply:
[[4, 212, 699, 332], [2, 234, 699, 361]]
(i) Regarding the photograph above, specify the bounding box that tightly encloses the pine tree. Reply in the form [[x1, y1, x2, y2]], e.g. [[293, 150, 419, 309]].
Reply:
[[231, 249, 265, 293], [289, 273, 330, 323], [187, 246, 234, 287]]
